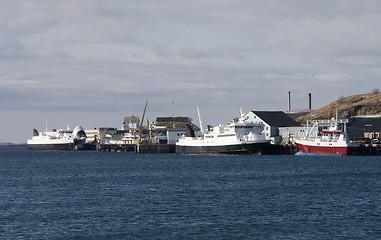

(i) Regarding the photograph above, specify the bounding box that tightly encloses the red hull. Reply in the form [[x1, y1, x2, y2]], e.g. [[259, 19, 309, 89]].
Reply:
[[296, 144, 359, 155]]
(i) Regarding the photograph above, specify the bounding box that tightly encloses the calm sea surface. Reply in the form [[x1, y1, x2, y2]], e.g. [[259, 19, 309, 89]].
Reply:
[[1, 145, 381, 239]]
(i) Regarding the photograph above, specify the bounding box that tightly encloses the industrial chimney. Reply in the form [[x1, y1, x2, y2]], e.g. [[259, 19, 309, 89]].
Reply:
[[308, 93, 312, 111], [288, 91, 291, 112]]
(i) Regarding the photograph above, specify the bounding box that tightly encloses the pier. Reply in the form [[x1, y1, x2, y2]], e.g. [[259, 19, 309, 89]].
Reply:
[[264, 144, 299, 155], [138, 144, 176, 153], [357, 144, 381, 155], [95, 142, 381, 155], [98, 143, 135, 152]]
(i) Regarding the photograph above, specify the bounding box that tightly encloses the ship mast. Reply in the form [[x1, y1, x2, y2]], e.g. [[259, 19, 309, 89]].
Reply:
[[197, 106, 204, 134]]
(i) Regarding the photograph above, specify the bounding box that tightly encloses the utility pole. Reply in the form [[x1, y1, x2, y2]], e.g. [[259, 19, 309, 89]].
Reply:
[[172, 101, 174, 117]]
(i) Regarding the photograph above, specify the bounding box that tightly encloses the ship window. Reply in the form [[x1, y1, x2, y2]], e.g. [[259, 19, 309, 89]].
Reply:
[[217, 134, 235, 137]]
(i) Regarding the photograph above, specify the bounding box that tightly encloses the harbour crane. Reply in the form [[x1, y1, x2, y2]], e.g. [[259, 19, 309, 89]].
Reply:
[[137, 100, 148, 153]]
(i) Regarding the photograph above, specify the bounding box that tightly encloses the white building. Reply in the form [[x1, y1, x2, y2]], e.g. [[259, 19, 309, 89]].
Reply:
[[121, 115, 140, 130], [150, 117, 199, 145], [244, 111, 301, 144]]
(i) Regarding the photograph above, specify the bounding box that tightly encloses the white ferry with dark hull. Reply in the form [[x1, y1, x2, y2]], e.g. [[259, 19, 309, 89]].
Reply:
[[176, 109, 270, 154], [27, 126, 89, 150]]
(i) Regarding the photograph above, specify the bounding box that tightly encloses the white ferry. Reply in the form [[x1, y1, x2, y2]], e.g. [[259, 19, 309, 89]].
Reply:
[[176, 109, 270, 154], [27, 126, 87, 150]]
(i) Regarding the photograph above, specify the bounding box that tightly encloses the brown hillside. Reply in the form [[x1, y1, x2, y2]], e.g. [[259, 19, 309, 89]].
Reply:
[[296, 91, 381, 123]]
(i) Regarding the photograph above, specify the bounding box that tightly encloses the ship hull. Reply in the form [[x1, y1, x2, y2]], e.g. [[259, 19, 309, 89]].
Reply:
[[176, 142, 269, 154], [27, 142, 96, 151], [296, 143, 359, 155], [27, 143, 73, 150]]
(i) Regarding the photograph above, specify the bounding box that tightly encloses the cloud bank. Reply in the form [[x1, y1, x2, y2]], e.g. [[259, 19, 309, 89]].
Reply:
[[1, 0, 381, 142]]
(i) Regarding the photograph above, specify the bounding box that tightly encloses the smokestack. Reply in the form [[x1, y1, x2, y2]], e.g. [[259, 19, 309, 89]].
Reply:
[[308, 93, 312, 111], [288, 91, 291, 112]]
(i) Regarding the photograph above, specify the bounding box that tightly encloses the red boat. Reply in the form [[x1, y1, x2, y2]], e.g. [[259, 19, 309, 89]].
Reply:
[[295, 118, 360, 155]]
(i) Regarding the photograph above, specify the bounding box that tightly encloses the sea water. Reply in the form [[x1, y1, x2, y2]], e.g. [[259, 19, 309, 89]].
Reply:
[[0, 145, 381, 239]]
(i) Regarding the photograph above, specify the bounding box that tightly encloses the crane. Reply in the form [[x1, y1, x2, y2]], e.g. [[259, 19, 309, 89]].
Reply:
[[137, 100, 148, 153]]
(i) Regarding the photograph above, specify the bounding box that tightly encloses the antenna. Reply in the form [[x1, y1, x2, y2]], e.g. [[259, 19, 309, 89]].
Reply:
[[197, 106, 204, 134], [240, 107, 244, 117], [171, 101, 174, 117]]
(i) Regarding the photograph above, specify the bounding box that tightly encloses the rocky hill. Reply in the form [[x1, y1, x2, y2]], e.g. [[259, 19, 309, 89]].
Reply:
[[296, 91, 381, 123]]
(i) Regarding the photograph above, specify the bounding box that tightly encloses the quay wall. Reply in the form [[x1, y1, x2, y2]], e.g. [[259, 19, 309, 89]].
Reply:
[[98, 144, 136, 152], [357, 144, 381, 155], [96, 143, 381, 155], [138, 144, 176, 153]]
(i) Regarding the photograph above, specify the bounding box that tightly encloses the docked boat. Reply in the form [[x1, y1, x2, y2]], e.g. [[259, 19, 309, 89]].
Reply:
[[294, 118, 360, 155], [27, 126, 88, 150], [98, 132, 139, 152], [176, 109, 270, 154]]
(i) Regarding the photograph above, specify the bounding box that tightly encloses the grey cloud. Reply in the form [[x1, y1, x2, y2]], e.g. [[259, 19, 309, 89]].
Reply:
[[0, 33, 27, 59], [1, 0, 381, 142]]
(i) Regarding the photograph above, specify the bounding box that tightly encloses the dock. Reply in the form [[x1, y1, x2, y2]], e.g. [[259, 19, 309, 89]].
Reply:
[[96, 142, 381, 155], [98, 143, 136, 152], [357, 144, 381, 155], [138, 144, 176, 153]]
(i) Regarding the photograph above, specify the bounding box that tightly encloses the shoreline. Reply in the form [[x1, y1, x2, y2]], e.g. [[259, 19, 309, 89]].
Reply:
[[0, 143, 27, 146]]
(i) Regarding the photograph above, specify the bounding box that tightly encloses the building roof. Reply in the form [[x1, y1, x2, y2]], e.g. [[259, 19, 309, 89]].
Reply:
[[154, 116, 199, 130], [286, 112, 310, 121], [251, 111, 301, 127], [347, 117, 381, 132], [123, 115, 140, 124], [156, 117, 192, 123]]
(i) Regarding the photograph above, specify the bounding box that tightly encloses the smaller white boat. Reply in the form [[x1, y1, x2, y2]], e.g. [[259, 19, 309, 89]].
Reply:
[[27, 126, 87, 150], [99, 131, 139, 145]]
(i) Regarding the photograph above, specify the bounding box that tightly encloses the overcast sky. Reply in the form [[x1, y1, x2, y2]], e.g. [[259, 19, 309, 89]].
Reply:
[[1, 0, 381, 143]]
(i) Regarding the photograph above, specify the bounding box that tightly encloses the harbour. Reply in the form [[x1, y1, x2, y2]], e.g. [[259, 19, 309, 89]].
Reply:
[[25, 93, 381, 156], [3, 2, 381, 239], [25, 115, 381, 155]]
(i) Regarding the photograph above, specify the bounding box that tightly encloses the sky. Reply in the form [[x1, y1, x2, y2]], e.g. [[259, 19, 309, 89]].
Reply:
[[1, 0, 381, 143]]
